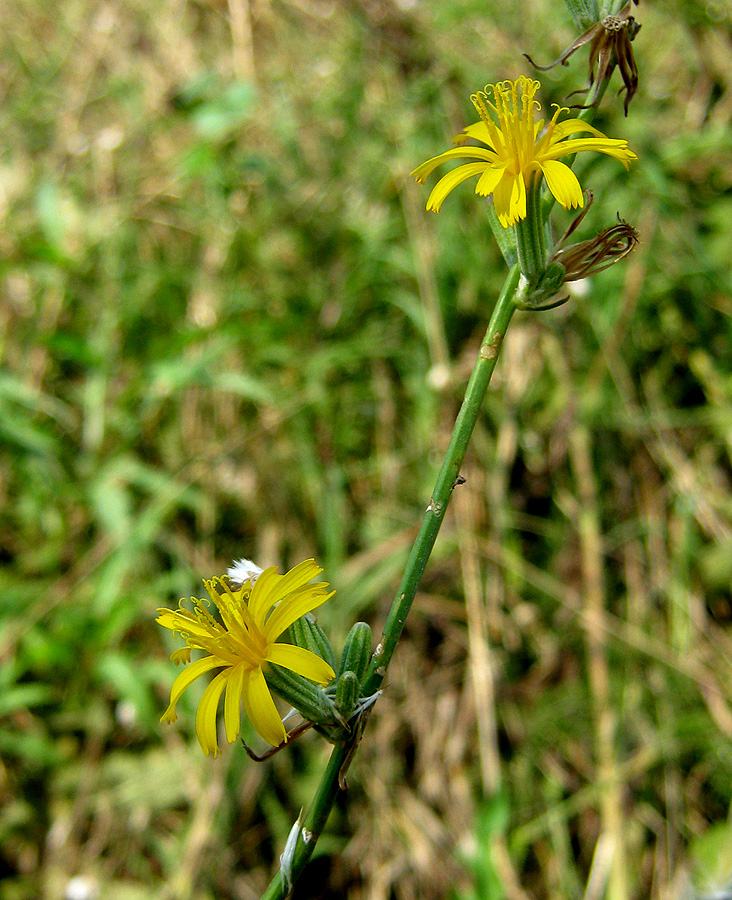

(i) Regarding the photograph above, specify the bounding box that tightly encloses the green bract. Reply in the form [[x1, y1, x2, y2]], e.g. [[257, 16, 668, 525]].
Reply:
[[562, 0, 600, 30], [337, 622, 372, 686], [289, 612, 337, 672]]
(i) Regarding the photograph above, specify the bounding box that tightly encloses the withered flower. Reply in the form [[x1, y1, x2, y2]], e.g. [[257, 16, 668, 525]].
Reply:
[[517, 192, 639, 310], [525, 1, 641, 115], [551, 191, 639, 280]]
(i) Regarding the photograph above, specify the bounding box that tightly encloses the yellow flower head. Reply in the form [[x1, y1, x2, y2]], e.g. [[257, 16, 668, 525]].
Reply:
[[412, 75, 637, 228], [157, 559, 335, 756]]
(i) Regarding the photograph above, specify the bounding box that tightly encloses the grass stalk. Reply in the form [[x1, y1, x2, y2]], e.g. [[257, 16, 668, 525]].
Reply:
[[457, 476, 501, 795], [568, 423, 628, 900]]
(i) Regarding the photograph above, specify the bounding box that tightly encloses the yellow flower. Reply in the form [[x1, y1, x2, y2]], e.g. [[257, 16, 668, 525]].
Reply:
[[411, 75, 637, 228], [157, 559, 336, 756]]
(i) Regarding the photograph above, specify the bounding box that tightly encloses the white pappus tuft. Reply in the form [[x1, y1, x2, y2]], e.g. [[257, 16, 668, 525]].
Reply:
[[227, 558, 264, 587]]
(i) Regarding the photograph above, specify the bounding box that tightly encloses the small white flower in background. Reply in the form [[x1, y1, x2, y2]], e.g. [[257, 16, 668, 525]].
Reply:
[[115, 699, 138, 727], [568, 277, 591, 299], [227, 558, 264, 586], [65, 876, 98, 900]]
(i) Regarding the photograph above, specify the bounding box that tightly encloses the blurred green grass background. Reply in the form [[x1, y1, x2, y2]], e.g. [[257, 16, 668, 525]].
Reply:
[[2, 0, 732, 898]]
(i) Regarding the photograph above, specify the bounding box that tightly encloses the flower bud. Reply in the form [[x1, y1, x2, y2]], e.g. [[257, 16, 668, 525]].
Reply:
[[265, 664, 344, 730], [516, 192, 638, 311], [289, 613, 337, 672], [337, 622, 372, 686], [335, 671, 361, 721]]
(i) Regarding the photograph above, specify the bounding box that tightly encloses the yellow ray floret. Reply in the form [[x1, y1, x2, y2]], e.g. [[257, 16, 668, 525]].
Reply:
[[411, 75, 637, 228], [157, 559, 335, 756]]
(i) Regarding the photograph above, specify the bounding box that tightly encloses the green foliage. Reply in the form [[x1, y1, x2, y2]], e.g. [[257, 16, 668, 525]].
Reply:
[[455, 794, 511, 900]]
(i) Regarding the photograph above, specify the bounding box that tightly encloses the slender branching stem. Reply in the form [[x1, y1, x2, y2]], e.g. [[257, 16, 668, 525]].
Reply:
[[362, 264, 520, 692], [259, 264, 520, 899], [260, 71, 619, 900]]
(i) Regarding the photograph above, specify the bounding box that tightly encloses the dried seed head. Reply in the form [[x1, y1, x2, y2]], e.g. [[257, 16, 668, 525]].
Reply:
[[551, 190, 639, 282], [525, 1, 641, 115]]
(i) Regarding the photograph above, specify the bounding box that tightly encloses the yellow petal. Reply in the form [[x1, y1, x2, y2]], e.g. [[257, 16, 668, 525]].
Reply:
[[272, 559, 324, 603], [474, 164, 506, 197], [242, 667, 287, 747], [411, 147, 497, 185], [458, 121, 498, 150], [247, 559, 325, 626], [549, 119, 609, 141], [244, 566, 281, 626], [170, 648, 191, 665], [492, 172, 526, 227], [224, 662, 246, 745], [510, 173, 527, 223], [426, 162, 489, 213], [547, 137, 637, 169], [539, 160, 584, 210], [266, 643, 336, 685], [195, 668, 230, 757], [491, 172, 513, 226], [196, 669, 231, 756], [160, 655, 225, 724], [263, 586, 334, 641]]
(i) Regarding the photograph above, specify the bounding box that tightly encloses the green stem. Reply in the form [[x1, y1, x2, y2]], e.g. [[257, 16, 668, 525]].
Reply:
[[259, 263, 521, 899], [363, 263, 520, 692], [260, 742, 349, 900], [514, 176, 546, 284]]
